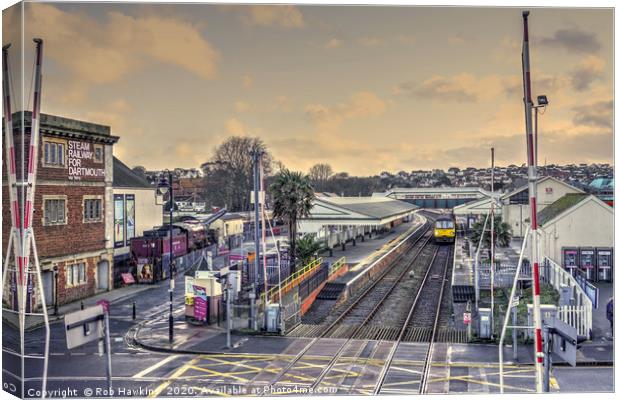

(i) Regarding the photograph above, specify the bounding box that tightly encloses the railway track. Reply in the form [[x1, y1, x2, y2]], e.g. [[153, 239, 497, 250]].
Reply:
[[288, 223, 434, 339], [373, 243, 455, 394]]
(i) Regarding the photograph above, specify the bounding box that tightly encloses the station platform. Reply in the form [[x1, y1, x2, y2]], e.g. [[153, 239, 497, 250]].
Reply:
[[322, 214, 426, 286]]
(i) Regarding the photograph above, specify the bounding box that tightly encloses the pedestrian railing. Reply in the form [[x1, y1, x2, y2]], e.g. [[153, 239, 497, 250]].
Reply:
[[328, 257, 346, 276], [542, 256, 593, 339], [557, 305, 591, 339], [262, 257, 324, 304]]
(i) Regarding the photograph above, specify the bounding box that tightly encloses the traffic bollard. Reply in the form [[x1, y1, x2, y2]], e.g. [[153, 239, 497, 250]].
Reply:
[[80, 301, 84, 310], [132, 302, 136, 320]]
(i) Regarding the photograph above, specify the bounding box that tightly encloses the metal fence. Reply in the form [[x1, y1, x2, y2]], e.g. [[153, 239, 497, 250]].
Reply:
[[477, 261, 531, 289]]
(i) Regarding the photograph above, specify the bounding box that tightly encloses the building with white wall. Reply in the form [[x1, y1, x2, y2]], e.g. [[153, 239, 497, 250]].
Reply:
[[501, 176, 584, 237], [112, 157, 163, 286], [534, 193, 613, 281]]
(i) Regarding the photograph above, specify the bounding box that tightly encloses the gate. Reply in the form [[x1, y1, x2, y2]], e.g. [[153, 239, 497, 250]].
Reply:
[[42, 270, 54, 306], [281, 286, 300, 333]]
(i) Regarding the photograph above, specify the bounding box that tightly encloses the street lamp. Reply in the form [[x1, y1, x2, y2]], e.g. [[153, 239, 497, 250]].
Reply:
[[157, 170, 175, 343], [533, 95, 548, 167]]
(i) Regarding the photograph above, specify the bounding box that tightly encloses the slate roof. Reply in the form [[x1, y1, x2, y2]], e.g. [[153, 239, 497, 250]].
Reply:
[[113, 157, 152, 189], [537, 193, 589, 226], [324, 198, 417, 220]]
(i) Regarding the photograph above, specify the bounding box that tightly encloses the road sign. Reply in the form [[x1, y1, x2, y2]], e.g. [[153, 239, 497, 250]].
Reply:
[[511, 297, 520, 308], [65, 305, 104, 349], [97, 300, 110, 313], [463, 312, 471, 324]]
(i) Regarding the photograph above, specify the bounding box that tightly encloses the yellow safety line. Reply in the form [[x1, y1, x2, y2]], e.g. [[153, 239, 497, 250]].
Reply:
[[149, 356, 201, 397], [550, 376, 560, 390], [189, 365, 250, 383]]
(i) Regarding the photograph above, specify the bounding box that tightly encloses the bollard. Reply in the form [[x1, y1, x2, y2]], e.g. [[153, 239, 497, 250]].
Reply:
[[132, 302, 136, 320], [80, 301, 84, 310]]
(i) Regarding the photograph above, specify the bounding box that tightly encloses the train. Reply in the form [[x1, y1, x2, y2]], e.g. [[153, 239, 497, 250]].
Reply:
[[129, 210, 226, 282], [433, 214, 456, 244]]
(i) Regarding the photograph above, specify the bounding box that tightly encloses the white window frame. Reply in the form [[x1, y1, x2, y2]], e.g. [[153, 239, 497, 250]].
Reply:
[[66, 262, 87, 287], [83, 196, 104, 223], [42, 195, 68, 226], [42, 139, 67, 168]]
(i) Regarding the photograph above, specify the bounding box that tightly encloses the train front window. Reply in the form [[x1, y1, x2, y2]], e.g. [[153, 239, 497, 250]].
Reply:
[[436, 220, 454, 229]]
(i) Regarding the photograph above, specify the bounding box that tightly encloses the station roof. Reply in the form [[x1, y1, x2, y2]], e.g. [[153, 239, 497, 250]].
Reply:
[[375, 186, 495, 201], [537, 193, 589, 226], [301, 196, 417, 225]]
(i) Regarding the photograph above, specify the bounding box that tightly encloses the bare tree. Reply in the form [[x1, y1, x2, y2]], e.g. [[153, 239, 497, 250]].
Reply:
[[203, 136, 272, 211], [308, 163, 333, 192]]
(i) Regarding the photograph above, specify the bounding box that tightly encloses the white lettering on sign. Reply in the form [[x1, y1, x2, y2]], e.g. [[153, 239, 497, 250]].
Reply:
[[67, 141, 105, 181]]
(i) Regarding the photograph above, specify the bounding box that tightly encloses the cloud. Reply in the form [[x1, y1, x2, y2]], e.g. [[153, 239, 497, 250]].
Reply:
[[225, 5, 305, 29], [394, 74, 503, 103], [235, 101, 252, 112], [305, 91, 387, 131], [27, 4, 219, 100], [273, 95, 293, 112], [324, 38, 343, 49], [572, 100, 613, 129], [502, 74, 565, 97], [448, 36, 466, 45], [358, 37, 383, 47], [243, 74, 253, 88], [434, 130, 612, 168], [570, 55, 605, 91], [538, 27, 601, 54]]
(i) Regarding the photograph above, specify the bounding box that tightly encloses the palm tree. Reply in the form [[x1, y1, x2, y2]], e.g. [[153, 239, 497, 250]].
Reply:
[[470, 215, 513, 248], [295, 234, 323, 266], [270, 169, 315, 273]]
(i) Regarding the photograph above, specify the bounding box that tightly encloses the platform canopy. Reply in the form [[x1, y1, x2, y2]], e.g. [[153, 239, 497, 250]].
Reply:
[[375, 186, 494, 208], [299, 195, 417, 231]]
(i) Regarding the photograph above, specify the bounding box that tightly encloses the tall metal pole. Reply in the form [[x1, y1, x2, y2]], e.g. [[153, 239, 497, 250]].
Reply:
[[490, 147, 495, 339], [168, 170, 174, 343], [251, 150, 261, 330], [522, 10, 544, 392]]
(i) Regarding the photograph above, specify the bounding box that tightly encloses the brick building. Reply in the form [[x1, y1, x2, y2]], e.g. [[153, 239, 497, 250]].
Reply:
[[2, 112, 119, 307]]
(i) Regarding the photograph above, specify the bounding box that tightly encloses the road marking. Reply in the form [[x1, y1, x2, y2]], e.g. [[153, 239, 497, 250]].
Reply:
[[149, 356, 200, 397], [133, 355, 179, 378], [550, 376, 560, 390]]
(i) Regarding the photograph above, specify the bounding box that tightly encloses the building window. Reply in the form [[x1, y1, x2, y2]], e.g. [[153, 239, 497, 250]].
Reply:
[[66, 262, 87, 287], [94, 144, 104, 164], [43, 198, 67, 225], [83, 198, 103, 223], [43, 141, 65, 167]]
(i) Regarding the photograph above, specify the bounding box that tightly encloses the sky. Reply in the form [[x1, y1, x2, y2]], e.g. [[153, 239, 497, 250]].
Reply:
[[2, 3, 614, 175]]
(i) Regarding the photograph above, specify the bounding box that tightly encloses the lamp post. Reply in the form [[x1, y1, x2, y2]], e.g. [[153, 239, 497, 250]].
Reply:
[[157, 170, 175, 343]]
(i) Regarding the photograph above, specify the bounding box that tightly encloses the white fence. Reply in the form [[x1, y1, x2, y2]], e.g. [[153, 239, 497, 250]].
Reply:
[[557, 305, 592, 339], [542, 256, 593, 339]]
